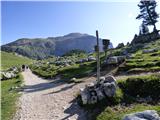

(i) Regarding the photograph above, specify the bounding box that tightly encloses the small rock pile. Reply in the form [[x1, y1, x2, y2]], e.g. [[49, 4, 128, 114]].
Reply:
[[0, 67, 19, 80], [123, 110, 160, 120], [80, 75, 117, 105]]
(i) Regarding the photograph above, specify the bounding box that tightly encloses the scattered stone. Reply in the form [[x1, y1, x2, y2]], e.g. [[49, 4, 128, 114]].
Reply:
[[1, 71, 17, 80], [103, 82, 116, 97], [71, 78, 76, 81], [105, 56, 125, 65], [80, 75, 117, 105], [80, 88, 89, 105], [123, 110, 160, 120], [142, 49, 158, 54], [88, 56, 96, 61], [95, 87, 105, 100]]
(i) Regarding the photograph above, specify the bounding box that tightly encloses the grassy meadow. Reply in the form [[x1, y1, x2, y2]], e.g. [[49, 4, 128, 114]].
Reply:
[[84, 74, 160, 120], [1, 51, 33, 70], [117, 39, 160, 74], [1, 51, 33, 120]]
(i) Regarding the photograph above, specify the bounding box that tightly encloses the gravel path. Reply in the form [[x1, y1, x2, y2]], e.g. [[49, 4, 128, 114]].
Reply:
[[13, 69, 93, 120]]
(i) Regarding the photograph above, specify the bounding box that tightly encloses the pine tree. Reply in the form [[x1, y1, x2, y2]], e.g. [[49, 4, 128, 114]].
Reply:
[[141, 22, 149, 34], [136, 0, 159, 32]]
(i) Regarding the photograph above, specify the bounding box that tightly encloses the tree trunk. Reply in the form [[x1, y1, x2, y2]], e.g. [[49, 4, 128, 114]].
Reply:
[[153, 24, 157, 32], [145, 3, 157, 32]]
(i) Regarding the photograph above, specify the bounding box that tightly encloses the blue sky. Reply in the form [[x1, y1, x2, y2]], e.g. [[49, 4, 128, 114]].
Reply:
[[1, 1, 160, 47]]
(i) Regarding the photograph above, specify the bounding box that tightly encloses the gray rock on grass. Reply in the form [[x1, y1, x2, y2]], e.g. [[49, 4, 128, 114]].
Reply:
[[80, 75, 117, 105], [123, 110, 160, 120]]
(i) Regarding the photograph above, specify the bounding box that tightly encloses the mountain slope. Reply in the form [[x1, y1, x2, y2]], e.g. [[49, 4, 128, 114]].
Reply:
[[1, 51, 33, 70], [1, 33, 113, 59]]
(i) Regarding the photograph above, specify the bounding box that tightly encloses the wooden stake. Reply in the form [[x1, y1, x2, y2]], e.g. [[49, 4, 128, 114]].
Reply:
[[96, 30, 100, 82]]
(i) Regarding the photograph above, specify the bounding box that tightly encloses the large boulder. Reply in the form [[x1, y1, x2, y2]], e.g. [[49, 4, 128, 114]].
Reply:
[[103, 82, 116, 97], [80, 75, 117, 105], [123, 110, 160, 120], [101, 76, 117, 97], [80, 88, 90, 105], [9, 67, 19, 73], [1, 71, 17, 80]]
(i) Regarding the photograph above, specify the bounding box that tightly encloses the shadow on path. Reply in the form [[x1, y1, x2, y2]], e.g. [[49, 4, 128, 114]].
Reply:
[[23, 79, 66, 93], [61, 99, 87, 120], [46, 83, 76, 94]]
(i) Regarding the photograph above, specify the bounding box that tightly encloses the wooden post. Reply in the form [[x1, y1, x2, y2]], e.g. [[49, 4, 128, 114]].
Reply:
[[102, 39, 110, 59], [96, 30, 100, 82]]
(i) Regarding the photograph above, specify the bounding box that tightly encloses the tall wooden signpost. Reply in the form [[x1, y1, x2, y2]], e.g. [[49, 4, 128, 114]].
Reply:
[[102, 39, 110, 58], [96, 30, 100, 82], [95, 31, 110, 82]]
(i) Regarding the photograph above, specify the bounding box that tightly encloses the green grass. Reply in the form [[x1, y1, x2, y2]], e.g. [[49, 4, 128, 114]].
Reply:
[[1, 51, 33, 70], [117, 39, 160, 74], [86, 74, 160, 120], [30, 64, 58, 78], [59, 61, 96, 80], [30, 52, 97, 82], [118, 74, 160, 100], [1, 51, 32, 120], [96, 104, 160, 120], [1, 75, 23, 120], [30, 61, 96, 82]]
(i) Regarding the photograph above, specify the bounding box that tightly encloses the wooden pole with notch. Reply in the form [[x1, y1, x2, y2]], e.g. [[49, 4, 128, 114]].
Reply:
[[96, 30, 100, 82]]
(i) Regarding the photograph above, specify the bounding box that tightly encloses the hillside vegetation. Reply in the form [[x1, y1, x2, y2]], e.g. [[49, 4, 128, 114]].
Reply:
[[117, 39, 160, 74], [1, 75, 23, 120], [1, 51, 33, 70], [30, 51, 97, 81], [30, 39, 160, 82], [1, 51, 33, 120], [1, 33, 113, 59], [84, 74, 160, 120]]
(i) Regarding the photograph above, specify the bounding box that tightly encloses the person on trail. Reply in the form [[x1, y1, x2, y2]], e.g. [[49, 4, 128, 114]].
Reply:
[[22, 64, 25, 71]]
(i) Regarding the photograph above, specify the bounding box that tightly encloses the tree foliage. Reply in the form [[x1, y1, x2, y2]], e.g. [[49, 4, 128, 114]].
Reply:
[[136, 0, 159, 31]]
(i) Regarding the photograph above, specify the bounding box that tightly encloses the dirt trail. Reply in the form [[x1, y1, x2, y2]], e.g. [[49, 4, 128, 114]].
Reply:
[[13, 69, 93, 120], [14, 69, 159, 120]]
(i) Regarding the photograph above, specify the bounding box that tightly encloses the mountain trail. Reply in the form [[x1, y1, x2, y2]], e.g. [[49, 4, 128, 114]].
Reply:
[[14, 69, 159, 120], [13, 69, 91, 120]]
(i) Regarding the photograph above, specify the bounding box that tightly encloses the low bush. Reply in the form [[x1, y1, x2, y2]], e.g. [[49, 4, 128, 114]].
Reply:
[[118, 74, 160, 100]]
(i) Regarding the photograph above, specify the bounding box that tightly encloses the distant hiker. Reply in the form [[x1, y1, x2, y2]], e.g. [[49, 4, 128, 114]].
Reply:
[[26, 66, 29, 69], [22, 65, 25, 71]]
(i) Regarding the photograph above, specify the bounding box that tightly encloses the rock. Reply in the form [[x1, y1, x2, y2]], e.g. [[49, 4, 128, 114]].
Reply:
[[126, 54, 133, 59], [116, 43, 125, 49], [105, 75, 116, 83], [123, 110, 160, 120], [95, 87, 105, 100], [106, 56, 125, 65], [9, 67, 19, 73], [102, 76, 117, 97], [71, 77, 76, 81], [82, 58, 88, 62], [122, 50, 128, 55], [143, 49, 158, 54], [86, 82, 95, 88], [64, 63, 70, 67], [1, 71, 17, 80], [80, 88, 89, 105], [99, 77, 105, 84], [103, 82, 116, 97], [88, 56, 96, 61], [89, 95, 97, 104], [100, 77, 105, 81], [80, 75, 117, 105]]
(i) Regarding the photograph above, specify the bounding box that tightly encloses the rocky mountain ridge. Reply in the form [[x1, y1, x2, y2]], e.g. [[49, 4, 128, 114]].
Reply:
[[1, 33, 113, 59]]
